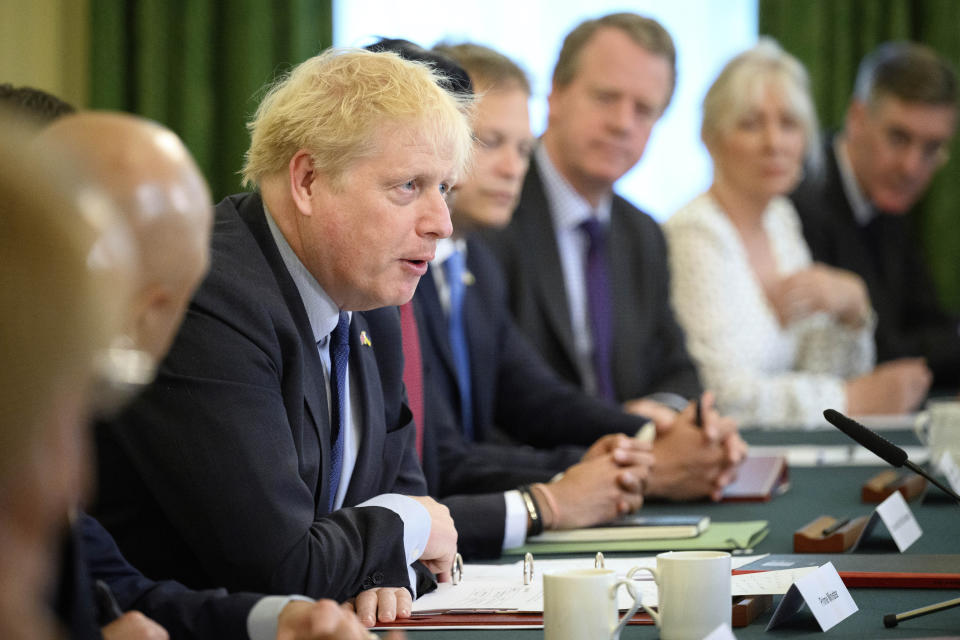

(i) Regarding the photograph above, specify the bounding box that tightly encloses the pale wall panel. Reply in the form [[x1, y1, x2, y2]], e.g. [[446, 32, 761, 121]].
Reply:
[[0, 0, 89, 107]]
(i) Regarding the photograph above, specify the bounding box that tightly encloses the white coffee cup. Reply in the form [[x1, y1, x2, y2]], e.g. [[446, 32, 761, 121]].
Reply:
[[915, 400, 960, 463], [629, 550, 731, 640], [543, 568, 643, 640]]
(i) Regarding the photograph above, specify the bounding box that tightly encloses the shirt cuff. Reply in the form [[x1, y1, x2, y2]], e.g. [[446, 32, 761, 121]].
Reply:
[[645, 392, 690, 413], [502, 490, 528, 550], [357, 494, 431, 597], [246, 595, 314, 640]]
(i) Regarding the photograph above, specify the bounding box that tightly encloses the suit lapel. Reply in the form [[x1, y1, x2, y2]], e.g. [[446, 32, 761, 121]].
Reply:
[[235, 194, 332, 510], [342, 312, 385, 506], [415, 265, 458, 378], [463, 242, 496, 427], [519, 163, 580, 372], [607, 201, 640, 398]]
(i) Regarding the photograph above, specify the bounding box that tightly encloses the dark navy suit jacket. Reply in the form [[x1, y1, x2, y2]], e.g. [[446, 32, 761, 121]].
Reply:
[[94, 193, 431, 601], [483, 157, 702, 403], [55, 513, 260, 640], [791, 137, 960, 387], [416, 236, 646, 450]]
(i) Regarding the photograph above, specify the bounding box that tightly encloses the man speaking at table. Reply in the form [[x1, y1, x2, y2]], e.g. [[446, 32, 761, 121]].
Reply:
[[93, 48, 471, 621]]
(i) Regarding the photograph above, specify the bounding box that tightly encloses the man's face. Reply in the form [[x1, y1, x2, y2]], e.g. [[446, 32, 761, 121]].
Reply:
[[450, 86, 534, 231], [298, 122, 455, 310], [846, 96, 956, 213], [546, 27, 672, 199]]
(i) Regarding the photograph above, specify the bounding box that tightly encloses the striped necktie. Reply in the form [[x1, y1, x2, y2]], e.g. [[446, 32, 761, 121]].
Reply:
[[326, 311, 350, 510]]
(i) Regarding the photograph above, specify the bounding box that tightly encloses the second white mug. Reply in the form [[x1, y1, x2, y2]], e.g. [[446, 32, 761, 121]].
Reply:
[[630, 550, 731, 640]]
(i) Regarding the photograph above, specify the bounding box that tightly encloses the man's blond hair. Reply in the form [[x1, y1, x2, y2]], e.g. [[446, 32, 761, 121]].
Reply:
[[242, 48, 474, 189]]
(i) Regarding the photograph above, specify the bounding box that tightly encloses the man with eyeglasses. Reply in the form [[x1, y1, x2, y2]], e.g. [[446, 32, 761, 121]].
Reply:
[[792, 41, 959, 390]]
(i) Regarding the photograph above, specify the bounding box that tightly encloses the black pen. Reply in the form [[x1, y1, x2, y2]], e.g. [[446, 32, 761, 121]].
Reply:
[[95, 579, 124, 624], [821, 517, 851, 537], [695, 397, 703, 428]]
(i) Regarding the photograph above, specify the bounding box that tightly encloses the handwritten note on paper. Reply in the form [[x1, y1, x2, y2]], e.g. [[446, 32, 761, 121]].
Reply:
[[731, 567, 816, 595], [412, 579, 544, 613], [876, 490, 922, 551], [412, 574, 650, 613]]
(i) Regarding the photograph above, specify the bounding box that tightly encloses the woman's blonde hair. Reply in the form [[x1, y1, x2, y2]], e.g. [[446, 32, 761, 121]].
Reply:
[[702, 38, 821, 170]]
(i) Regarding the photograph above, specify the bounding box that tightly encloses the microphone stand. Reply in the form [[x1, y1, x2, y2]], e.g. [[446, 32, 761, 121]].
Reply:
[[822, 409, 960, 629], [883, 460, 960, 628], [902, 459, 960, 504]]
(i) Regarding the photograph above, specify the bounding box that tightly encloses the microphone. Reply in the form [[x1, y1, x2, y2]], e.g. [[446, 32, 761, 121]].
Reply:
[[822, 409, 960, 504], [824, 408, 960, 630]]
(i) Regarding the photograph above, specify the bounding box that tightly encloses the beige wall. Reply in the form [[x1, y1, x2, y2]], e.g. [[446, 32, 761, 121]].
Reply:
[[0, 0, 89, 107]]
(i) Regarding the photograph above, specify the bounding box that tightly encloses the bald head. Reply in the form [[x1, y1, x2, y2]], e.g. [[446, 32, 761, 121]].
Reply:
[[39, 112, 213, 359]]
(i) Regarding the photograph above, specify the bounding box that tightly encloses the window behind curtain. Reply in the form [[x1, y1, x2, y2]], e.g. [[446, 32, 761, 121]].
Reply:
[[335, 0, 757, 221]]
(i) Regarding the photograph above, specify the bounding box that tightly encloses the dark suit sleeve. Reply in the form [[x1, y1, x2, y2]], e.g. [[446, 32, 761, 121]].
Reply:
[[80, 514, 259, 640], [893, 226, 960, 385], [100, 303, 412, 601]]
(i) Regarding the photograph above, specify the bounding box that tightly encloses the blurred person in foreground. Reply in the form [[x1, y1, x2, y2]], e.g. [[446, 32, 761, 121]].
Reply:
[[664, 39, 929, 428], [792, 41, 955, 392], [92, 48, 470, 625], [42, 111, 388, 640], [0, 113, 131, 640], [483, 13, 745, 490]]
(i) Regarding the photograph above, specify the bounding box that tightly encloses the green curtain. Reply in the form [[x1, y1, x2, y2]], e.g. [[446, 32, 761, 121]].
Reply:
[[89, 0, 332, 202], [760, 0, 960, 312]]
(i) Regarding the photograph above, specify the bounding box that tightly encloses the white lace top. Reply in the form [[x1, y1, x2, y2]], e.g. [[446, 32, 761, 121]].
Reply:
[[664, 193, 875, 428]]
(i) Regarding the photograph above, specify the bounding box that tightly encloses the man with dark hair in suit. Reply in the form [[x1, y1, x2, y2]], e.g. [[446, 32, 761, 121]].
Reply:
[[0, 83, 76, 122], [484, 13, 745, 479], [92, 48, 470, 627], [791, 41, 957, 392]]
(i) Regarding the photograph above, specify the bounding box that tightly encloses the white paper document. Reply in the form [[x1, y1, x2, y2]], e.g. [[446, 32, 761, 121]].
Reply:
[[413, 555, 792, 613], [748, 444, 929, 467]]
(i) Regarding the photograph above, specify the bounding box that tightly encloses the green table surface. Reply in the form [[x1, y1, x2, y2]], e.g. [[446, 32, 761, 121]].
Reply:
[[396, 428, 960, 638]]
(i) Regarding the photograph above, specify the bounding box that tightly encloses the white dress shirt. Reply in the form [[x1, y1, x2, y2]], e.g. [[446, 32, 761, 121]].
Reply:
[[835, 136, 878, 226]]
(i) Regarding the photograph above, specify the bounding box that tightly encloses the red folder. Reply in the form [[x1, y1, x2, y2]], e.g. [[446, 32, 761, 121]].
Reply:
[[733, 554, 960, 589]]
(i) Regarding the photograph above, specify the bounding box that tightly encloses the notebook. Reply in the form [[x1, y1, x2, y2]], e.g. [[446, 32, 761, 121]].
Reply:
[[526, 514, 709, 543]]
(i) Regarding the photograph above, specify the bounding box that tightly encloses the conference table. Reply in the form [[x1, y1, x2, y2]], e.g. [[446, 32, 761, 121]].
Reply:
[[394, 425, 960, 638]]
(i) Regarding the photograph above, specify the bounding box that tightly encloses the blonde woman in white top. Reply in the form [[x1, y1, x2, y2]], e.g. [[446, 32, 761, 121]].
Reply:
[[665, 39, 931, 427]]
